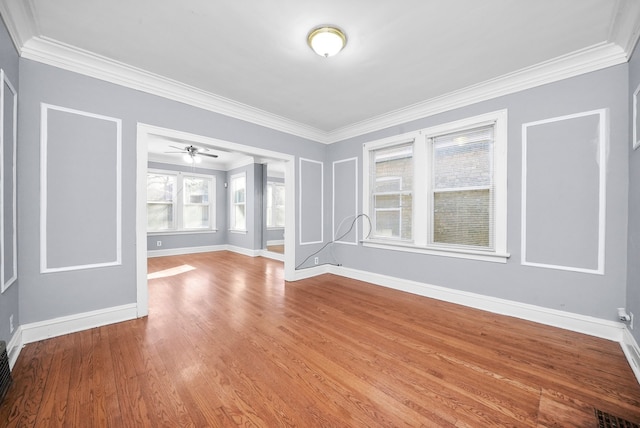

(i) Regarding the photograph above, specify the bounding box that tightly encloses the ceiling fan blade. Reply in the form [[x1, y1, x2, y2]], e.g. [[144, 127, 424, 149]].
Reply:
[[164, 151, 186, 154], [198, 152, 219, 158], [168, 145, 186, 151]]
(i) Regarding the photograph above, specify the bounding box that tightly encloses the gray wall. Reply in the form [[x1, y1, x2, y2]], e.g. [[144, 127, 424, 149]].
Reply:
[[146, 161, 227, 251], [628, 40, 640, 343], [18, 59, 324, 324], [327, 64, 629, 321], [0, 16, 19, 345]]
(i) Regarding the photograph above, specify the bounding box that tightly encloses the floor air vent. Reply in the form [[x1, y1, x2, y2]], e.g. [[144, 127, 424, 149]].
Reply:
[[0, 341, 11, 404], [595, 409, 639, 428]]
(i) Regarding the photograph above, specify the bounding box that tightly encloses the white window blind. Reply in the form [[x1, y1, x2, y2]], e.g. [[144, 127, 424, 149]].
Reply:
[[370, 143, 413, 240], [147, 173, 176, 231], [431, 125, 494, 249]]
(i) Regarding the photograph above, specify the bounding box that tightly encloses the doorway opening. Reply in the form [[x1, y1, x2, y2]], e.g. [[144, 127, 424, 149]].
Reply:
[[136, 123, 296, 316]]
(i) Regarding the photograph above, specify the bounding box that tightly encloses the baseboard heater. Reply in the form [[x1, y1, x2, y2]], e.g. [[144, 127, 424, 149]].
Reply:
[[0, 341, 11, 404]]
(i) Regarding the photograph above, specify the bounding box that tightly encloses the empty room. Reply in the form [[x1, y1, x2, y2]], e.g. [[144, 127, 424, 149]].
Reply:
[[1, 1, 640, 426]]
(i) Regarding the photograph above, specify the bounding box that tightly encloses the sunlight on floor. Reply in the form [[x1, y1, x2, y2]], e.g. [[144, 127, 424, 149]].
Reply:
[[147, 264, 196, 279]]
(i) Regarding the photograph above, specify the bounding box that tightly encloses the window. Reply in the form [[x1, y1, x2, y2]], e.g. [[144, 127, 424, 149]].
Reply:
[[371, 144, 413, 240], [363, 110, 508, 262], [266, 181, 285, 228], [230, 173, 247, 231], [147, 170, 215, 233]]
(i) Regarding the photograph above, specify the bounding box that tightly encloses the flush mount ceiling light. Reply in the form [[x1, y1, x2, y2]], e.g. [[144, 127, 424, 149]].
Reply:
[[307, 26, 347, 57]]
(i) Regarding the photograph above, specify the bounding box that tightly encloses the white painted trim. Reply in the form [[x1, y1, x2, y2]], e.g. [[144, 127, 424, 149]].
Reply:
[[226, 245, 261, 258], [10, 35, 629, 145], [147, 244, 228, 258], [40, 103, 123, 274], [521, 109, 607, 275], [608, 0, 640, 56], [0, 69, 17, 292], [622, 328, 640, 384], [7, 326, 23, 370], [332, 157, 359, 245], [20, 303, 138, 345], [21, 37, 328, 142], [325, 265, 624, 342], [291, 264, 331, 281], [0, 0, 38, 52], [326, 43, 627, 143], [260, 249, 285, 262], [633, 83, 640, 150], [136, 125, 149, 317], [299, 158, 324, 245], [267, 239, 284, 246]]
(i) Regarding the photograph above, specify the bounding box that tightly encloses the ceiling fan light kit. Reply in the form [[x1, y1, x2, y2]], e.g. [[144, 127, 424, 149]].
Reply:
[[307, 26, 347, 57], [165, 144, 219, 164]]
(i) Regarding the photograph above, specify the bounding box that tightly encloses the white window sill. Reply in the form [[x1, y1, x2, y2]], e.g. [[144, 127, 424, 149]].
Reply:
[[148, 229, 218, 236], [229, 229, 248, 234], [362, 239, 510, 263]]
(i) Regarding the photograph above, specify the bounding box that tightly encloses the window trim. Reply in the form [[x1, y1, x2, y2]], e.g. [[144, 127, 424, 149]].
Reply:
[[147, 169, 216, 233], [229, 172, 247, 232], [362, 110, 509, 263]]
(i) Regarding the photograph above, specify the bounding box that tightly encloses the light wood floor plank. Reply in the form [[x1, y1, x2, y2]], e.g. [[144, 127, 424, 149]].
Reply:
[[1, 251, 640, 426]]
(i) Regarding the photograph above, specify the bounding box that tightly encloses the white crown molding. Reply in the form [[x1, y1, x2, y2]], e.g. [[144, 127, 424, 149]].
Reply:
[[20, 37, 329, 143], [10, 35, 633, 146], [0, 0, 38, 52], [327, 42, 628, 143], [608, 0, 640, 56]]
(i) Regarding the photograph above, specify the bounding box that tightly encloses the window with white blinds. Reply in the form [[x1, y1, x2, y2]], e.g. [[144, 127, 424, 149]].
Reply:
[[362, 110, 508, 262], [431, 125, 494, 249], [147, 169, 216, 233]]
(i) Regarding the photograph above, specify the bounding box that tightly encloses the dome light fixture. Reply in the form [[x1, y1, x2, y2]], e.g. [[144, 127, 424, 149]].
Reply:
[[307, 26, 347, 57]]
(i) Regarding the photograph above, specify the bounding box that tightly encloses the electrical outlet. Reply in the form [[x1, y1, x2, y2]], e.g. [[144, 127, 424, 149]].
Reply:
[[9, 314, 13, 334], [156, 240, 162, 247], [314, 257, 319, 265], [631, 312, 635, 330]]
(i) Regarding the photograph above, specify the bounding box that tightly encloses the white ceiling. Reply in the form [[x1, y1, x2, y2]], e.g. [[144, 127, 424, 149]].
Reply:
[[1, 1, 639, 142]]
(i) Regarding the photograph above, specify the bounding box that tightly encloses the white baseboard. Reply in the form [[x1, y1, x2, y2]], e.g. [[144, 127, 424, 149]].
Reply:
[[622, 328, 640, 384], [21, 303, 138, 346], [260, 249, 285, 262], [147, 244, 227, 258], [226, 245, 261, 258], [267, 240, 285, 246], [293, 265, 331, 281], [8, 303, 138, 370], [7, 327, 23, 369], [327, 265, 625, 342]]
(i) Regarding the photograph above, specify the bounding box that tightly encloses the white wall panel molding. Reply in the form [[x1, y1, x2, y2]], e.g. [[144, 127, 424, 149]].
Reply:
[[521, 109, 607, 274], [15, 37, 627, 145], [40, 103, 122, 273], [299, 158, 323, 245], [633, 83, 640, 150], [332, 157, 359, 245], [0, 69, 17, 292]]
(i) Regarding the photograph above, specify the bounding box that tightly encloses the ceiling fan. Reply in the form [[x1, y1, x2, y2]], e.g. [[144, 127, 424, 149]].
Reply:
[[165, 144, 218, 163]]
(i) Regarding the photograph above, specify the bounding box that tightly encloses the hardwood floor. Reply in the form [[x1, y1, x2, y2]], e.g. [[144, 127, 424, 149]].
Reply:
[[2, 251, 640, 426], [266, 244, 284, 254]]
